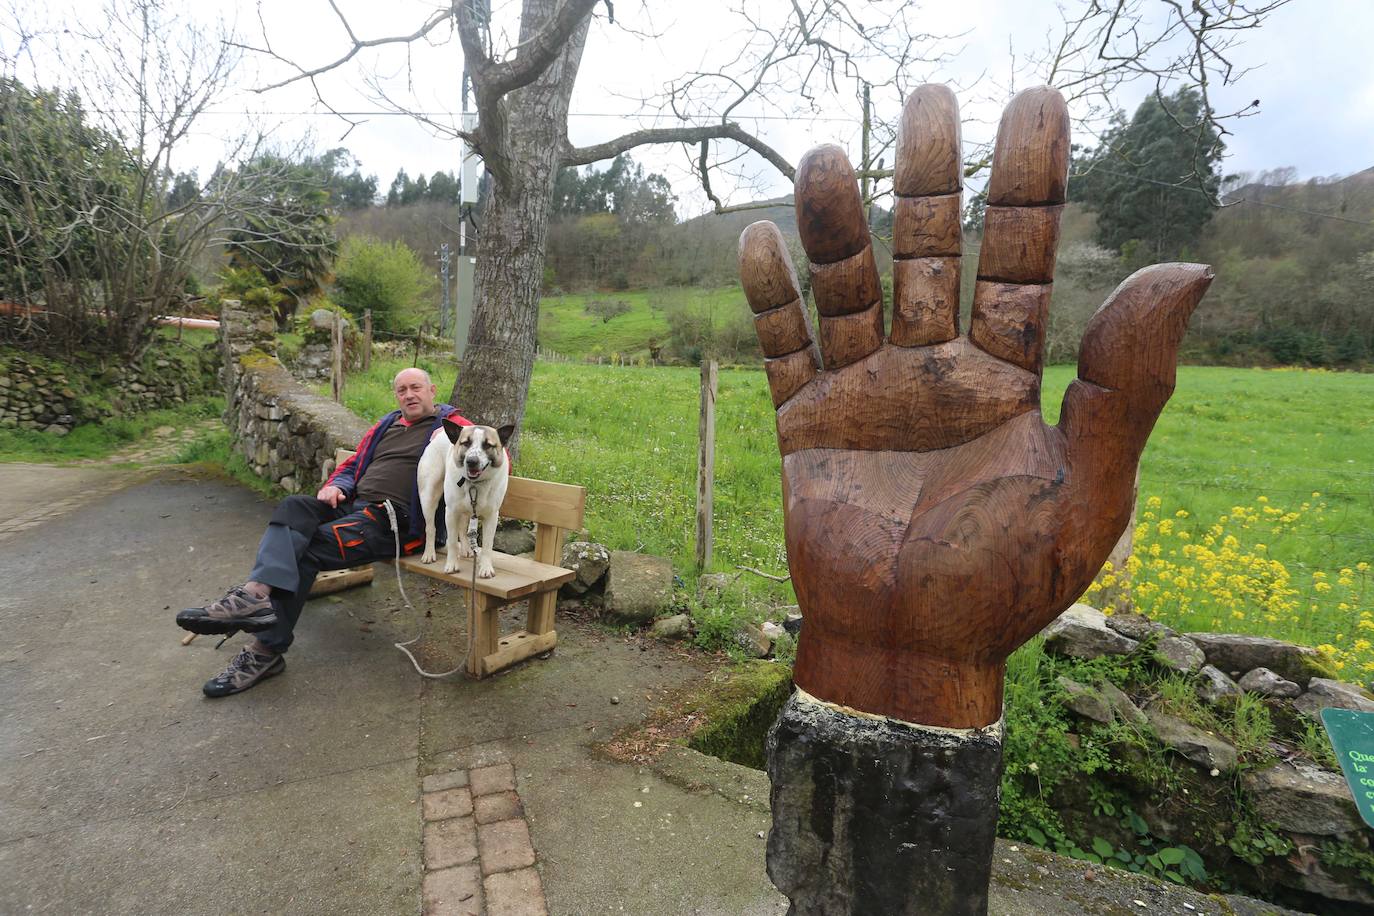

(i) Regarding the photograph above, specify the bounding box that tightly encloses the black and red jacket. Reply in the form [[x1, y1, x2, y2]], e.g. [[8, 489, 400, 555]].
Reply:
[[325, 404, 470, 542]]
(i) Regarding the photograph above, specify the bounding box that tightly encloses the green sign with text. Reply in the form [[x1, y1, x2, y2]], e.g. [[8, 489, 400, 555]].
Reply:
[[1321, 708, 1374, 830]]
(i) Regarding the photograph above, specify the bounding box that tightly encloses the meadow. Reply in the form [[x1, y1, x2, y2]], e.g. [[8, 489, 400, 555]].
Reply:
[[341, 356, 1374, 679], [536, 286, 741, 361]]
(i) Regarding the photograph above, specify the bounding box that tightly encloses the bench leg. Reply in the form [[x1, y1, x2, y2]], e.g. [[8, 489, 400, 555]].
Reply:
[[467, 591, 501, 677]]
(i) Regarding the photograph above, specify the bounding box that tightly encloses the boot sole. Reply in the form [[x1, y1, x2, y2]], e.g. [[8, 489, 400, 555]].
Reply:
[[175, 610, 278, 635], [203, 655, 286, 698]]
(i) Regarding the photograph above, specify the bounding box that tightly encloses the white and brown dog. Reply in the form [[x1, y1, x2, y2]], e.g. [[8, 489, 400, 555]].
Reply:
[[418, 418, 514, 578]]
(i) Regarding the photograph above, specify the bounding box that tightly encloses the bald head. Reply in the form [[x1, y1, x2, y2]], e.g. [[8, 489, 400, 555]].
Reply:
[[393, 367, 438, 422]]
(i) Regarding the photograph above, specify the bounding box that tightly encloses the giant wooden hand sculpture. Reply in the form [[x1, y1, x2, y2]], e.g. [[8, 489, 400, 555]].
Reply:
[[744, 86, 1211, 915]]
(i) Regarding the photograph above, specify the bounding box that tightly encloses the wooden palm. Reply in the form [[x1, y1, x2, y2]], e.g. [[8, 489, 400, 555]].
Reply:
[[739, 85, 1212, 728]]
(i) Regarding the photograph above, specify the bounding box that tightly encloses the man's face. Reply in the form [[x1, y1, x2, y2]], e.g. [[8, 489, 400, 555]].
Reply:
[[394, 370, 438, 422]]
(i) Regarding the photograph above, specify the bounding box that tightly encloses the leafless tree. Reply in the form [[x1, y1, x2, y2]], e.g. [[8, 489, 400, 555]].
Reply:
[[243, 0, 1284, 450], [0, 0, 333, 356]]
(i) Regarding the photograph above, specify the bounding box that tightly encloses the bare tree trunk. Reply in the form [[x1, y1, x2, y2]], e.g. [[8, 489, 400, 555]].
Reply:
[[448, 0, 589, 460]]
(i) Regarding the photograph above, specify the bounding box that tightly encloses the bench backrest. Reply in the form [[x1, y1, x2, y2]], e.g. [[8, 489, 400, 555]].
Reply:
[[332, 448, 586, 532]]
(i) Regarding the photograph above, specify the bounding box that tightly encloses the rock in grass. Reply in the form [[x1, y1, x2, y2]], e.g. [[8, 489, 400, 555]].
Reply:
[[735, 623, 773, 658], [560, 541, 610, 596], [603, 550, 673, 622], [1105, 612, 1169, 642], [1237, 667, 1301, 699], [1153, 636, 1206, 673], [1057, 676, 1113, 724], [1098, 680, 1148, 727], [1185, 633, 1333, 687], [1196, 665, 1241, 705], [1293, 678, 1374, 717], [1042, 604, 1139, 659], [1145, 707, 1238, 773], [1243, 761, 1362, 836], [651, 613, 692, 640]]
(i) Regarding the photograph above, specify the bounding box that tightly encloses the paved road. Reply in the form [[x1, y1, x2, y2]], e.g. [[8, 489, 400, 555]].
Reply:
[[0, 462, 1309, 915]]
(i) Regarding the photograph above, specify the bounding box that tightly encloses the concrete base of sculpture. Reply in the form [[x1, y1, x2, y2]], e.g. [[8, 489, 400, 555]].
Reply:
[[766, 690, 1004, 916]]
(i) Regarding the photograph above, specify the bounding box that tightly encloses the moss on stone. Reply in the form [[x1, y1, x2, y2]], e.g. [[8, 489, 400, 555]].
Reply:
[[686, 660, 793, 770]]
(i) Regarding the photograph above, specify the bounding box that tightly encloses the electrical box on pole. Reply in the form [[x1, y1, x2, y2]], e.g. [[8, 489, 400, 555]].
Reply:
[[455, 111, 479, 359]]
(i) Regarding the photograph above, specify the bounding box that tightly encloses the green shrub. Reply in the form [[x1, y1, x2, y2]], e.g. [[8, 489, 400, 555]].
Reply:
[[332, 236, 436, 332]]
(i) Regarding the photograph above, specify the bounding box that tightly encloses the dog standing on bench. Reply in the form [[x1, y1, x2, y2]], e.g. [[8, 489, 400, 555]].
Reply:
[[418, 418, 514, 578]]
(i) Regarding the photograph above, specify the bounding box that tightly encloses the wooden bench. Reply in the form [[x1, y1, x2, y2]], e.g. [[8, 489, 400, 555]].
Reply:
[[331, 448, 586, 678]]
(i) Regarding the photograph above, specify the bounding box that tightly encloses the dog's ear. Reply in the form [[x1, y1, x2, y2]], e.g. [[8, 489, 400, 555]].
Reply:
[[441, 416, 465, 444], [495, 423, 516, 448]]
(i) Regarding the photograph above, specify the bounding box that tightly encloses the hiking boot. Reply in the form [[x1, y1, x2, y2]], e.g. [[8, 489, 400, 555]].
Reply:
[[202, 644, 285, 698], [176, 586, 277, 634]]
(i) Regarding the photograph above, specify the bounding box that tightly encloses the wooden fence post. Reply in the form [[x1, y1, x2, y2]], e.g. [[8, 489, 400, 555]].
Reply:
[[362, 309, 372, 370], [696, 359, 718, 569], [331, 312, 344, 403]]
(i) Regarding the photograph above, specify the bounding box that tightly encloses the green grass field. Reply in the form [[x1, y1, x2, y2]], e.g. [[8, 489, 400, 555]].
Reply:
[[336, 356, 1374, 672], [537, 286, 741, 361]]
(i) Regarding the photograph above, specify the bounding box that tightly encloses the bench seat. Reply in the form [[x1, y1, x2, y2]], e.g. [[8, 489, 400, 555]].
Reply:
[[400, 550, 575, 601]]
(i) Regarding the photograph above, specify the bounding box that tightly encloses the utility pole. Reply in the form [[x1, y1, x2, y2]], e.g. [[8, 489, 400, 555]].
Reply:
[[454, 0, 486, 360], [437, 242, 453, 337]]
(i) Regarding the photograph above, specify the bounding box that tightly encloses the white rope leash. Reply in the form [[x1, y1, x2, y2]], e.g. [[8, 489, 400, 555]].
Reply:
[[385, 490, 479, 679]]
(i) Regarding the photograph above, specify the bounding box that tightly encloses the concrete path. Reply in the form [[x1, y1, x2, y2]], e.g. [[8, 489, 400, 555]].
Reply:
[[0, 463, 1310, 915]]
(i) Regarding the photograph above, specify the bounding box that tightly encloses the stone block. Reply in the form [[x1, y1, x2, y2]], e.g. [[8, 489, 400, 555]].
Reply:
[[1244, 761, 1361, 836], [423, 787, 474, 822], [1041, 604, 1139, 659], [1153, 636, 1206, 673], [469, 762, 516, 797], [477, 819, 536, 876], [483, 867, 547, 916], [603, 550, 674, 622], [424, 816, 478, 870], [423, 770, 470, 794], [1185, 633, 1330, 687], [422, 864, 483, 916], [1237, 667, 1301, 699], [474, 791, 524, 825], [1293, 677, 1374, 717], [1145, 707, 1237, 772]]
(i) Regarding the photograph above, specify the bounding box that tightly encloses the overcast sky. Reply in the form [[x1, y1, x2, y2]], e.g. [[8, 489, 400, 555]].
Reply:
[[9, 0, 1372, 217]]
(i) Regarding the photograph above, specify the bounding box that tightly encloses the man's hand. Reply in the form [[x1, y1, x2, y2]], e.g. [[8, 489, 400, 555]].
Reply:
[[316, 484, 346, 507], [739, 85, 1212, 729]]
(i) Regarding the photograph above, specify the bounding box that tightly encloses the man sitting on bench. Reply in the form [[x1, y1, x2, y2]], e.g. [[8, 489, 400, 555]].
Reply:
[[176, 367, 469, 697]]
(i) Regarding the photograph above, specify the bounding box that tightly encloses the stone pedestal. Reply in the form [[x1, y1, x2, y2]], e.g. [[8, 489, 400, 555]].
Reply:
[[766, 690, 1004, 916]]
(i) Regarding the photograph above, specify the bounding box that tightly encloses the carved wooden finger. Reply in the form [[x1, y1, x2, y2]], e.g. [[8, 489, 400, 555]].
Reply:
[[754, 299, 812, 357], [741, 220, 819, 398], [811, 246, 881, 317], [764, 346, 821, 408], [891, 84, 962, 347], [969, 281, 1051, 373], [971, 87, 1068, 370], [740, 220, 802, 313], [794, 144, 869, 264], [1061, 263, 1214, 462], [891, 256, 960, 346], [817, 304, 883, 369]]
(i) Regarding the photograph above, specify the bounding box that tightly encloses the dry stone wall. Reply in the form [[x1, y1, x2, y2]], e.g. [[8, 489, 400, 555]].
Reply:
[[220, 299, 369, 493]]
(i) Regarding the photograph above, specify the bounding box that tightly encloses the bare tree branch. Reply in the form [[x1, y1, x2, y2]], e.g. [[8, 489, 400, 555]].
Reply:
[[563, 122, 795, 180]]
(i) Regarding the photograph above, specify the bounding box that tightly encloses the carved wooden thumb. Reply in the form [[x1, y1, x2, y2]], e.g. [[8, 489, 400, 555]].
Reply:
[[741, 84, 1212, 916]]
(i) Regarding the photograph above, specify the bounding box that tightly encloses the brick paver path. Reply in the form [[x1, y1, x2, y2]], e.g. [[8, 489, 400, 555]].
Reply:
[[421, 761, 548, 916]]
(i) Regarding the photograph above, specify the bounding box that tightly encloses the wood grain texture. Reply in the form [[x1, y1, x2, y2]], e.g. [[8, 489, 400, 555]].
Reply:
[[810, 245, 881, 317], [892, 193, 962, 258], [969, 281, 1051, 372], [764, 346, 820, 407], [891, 256, 960, 347], [977, 205, 1063, 284], [754, 299, 813, 357], [745, 85, 1214, 728], [775, 340, 1038, 453], [893, 84, 962, 196], [986, 87, 1070, 206], [817, 304, 884, 369], [740, 221, 802, 313], [794, 144, 869, 264]]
